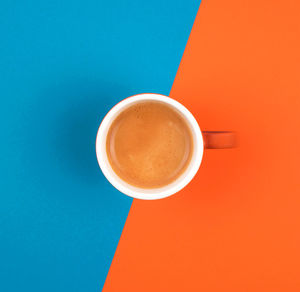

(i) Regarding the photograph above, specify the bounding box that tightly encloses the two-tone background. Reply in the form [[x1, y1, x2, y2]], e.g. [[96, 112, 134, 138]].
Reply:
[[1, 0, 300, 291]]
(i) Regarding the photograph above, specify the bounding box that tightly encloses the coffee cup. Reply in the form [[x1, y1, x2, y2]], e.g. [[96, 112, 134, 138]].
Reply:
[[96, 93, 236, 200]]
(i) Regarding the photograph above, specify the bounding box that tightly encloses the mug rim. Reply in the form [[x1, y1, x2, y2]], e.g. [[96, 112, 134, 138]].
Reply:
[[95, 93, 203, 200]]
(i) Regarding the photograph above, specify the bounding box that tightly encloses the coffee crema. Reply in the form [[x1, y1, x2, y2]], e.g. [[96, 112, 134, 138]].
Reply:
[[106, 101, 193, 188]]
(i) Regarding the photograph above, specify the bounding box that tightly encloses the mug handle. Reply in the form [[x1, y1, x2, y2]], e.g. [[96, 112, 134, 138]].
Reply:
[[202, 131, 237, 149]]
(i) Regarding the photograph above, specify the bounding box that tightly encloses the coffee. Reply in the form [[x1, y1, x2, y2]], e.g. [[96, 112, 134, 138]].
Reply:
[[106, 101, 193, 188]]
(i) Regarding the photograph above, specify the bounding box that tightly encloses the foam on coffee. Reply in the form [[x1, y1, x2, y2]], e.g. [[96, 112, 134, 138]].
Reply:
[[106, 101, 193, 188]]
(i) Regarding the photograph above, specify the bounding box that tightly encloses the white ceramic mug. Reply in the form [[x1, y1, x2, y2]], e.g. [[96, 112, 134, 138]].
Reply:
[[96, 93, 235, 200]]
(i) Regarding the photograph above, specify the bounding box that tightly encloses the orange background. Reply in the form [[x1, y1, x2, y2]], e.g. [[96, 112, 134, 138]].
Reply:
[[103, 0, 300, 291]]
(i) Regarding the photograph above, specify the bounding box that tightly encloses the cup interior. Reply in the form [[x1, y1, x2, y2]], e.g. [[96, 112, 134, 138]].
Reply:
[[96, 93, 203, 200]]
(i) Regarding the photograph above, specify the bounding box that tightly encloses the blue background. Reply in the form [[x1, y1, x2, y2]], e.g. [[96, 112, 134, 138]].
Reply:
[[0, 0, 199, 291]]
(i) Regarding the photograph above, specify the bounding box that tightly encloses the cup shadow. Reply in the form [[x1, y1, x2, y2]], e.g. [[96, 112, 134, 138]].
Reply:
[[48, 81, 131, 186]]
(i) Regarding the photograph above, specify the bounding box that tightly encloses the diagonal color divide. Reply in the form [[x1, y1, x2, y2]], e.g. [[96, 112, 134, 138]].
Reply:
[[0, 0, 200, 291], [103, 0, 300, 291]]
